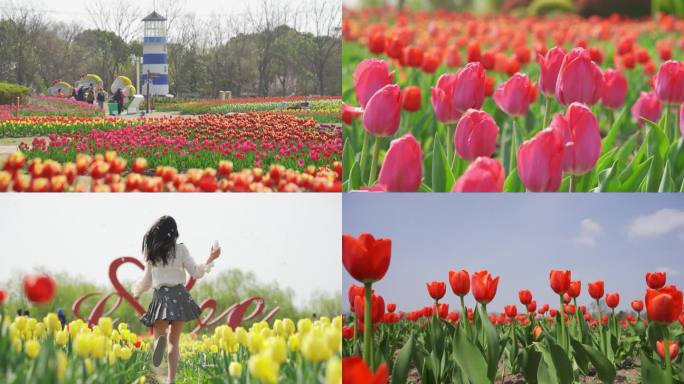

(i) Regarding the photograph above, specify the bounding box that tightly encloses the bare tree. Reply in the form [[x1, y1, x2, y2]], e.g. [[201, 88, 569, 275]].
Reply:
[[302, 0, 341, 95], [85, 0, 141, 42], [155, 0, 186, 40], [247, 0, 291, 97]]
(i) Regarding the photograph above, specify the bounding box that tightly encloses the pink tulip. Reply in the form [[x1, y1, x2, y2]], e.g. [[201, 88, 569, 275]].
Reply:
[[555, 47, 603, 106], [680, 103, 684, 137], [655, 60, 684, 104], [631, 91, 662, 126], [431, 62, 486, 123], [550, 103, 601, 175], [493, 73, 533, 116], [454, 109, 499, 161], [375, 134, 423, 192], [601, 69, 627, 109], [363, 84, 401, 137], [451, 157, 504, 192], [517, 128, 565, 192], [353, 59, 395, 108], [538, 47, 565, 96]]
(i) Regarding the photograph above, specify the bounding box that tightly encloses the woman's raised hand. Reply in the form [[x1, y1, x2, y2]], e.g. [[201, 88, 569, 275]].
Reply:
[[209, 246, 221, 262]]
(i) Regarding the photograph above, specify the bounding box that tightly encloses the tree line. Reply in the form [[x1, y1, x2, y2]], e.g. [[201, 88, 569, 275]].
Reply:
[[0, 0, 341, 98]]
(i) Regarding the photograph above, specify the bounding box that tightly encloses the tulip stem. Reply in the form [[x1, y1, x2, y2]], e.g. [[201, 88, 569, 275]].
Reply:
[[559, 294, 568, 354], [569, 174, 577, 192], [543, 96, 552, 128], [363, 282, 373, 368], [596, 299, 604, 354], [359, 133, 370, 182], [664, 332, 673, 384], [368, 136, 381, 186], [445, 123, 451, 166]]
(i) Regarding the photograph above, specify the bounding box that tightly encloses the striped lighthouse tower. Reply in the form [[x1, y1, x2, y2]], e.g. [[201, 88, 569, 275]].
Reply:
[[141, 11, 169, 96]]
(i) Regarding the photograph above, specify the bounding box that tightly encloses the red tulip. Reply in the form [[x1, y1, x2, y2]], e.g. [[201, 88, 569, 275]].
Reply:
[[527, 300, 537, 313], [348, 284, 367, 312], [564, 304, 576, 314], [550, 102, 601, 176], [567, 281, 581, 298], [342, 103, 363, 125], [519, 290, 533, 305], [427, 281, 446, 300], [538, 304, 549, 314], [517, 128, 564, 192], [646, 272, 666, 289], [342, 326, 354, 340], [437, 303, 449, 318], [681, 103, 684, 137], [403, 46, 424, 68], [401, 86, 421, 112], [555, 47, 603, 106], [601, 69, 628, 109], [631, 91, 662, 126], [367, 33, 385, 54], [445, 47, 461, 68], [563, 293, 572, 304], [493, 73, 534, 116], [655, 60, 684, 104], [342, 356, 388, 384], [646, 285, 683, 324], [454, 109, 499, 161], [605, 292, 620, 308], [451, 157, 504, 192], [0, 289, 6, 305], [447, 311, 459, 322], [504, 305, 517, 318], [421, 52, 440, 73], [353, 59, 394, 108], [342, 233, 391, 284], [471, 270, 499, 304], [588, 281, 604, 299], [448, 269, 470, 296], [431, 62, 486, 123], [363, 84, 401, 137], [375, 134, 422, 192], [386, 303, 396, 313], [23, 275, 56, 304], [549, 270, 571, 295], [656, 340, 679, 361], [631, 300, 644, 312], [354, 293, 385, 324]]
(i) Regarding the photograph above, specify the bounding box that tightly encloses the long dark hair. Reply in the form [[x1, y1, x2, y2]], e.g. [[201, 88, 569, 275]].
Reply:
[[142, 216, 179, 266]]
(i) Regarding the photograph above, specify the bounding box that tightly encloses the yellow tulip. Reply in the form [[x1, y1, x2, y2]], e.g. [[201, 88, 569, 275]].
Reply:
[[325, 356, 342, 384], [91, 335, 107, 359], [85, 358, 94, 374], [229, 361, 242, 378], [236, 327, 248, 346], [57, 351, 67, 379], [301, 331, 331, 362], [287, 333, 300, 352], [74, 334, 92, 358], [297, 318, 312, 334], [98, 317, 113, 336], [25, 339, 40, 359], [248, 353, 279, 384], [267, 337, 288, 364], [120, 346, 133, 361], [55, 330, 68, 346]]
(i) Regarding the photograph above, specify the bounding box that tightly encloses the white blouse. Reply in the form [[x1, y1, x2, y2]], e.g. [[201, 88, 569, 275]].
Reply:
[[133, 243, 213, 297]]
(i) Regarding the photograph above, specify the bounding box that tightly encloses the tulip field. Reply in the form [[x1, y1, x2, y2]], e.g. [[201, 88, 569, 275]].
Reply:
[[0, 274, 343, 383], [342, 233, 684, 384], [0, 113, 342, 192], [341, 8, 684, 192], [0, 97, 103, 119]]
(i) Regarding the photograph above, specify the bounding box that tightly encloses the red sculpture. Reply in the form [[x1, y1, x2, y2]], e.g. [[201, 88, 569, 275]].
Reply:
[[72, 256, 279, 332]]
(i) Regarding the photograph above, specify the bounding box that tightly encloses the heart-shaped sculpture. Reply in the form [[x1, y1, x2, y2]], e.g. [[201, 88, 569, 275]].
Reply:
[[108, 256, 196, 316]]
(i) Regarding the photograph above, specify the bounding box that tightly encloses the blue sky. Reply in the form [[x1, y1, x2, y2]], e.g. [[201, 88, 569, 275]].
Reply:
[[343, 194, 684, 313]]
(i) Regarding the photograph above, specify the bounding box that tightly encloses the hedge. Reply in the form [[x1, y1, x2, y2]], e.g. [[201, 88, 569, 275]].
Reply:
[[0, 82, 30, 105]]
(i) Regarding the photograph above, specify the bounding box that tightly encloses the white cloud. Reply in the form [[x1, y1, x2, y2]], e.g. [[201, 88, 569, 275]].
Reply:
[[627, 209, 684, 238], [656, 267, 681, 277], [573, 219, 603, 247]]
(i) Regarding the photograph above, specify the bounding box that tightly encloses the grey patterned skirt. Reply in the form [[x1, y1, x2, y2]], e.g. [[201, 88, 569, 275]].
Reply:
[[140, 284, 201, 327]]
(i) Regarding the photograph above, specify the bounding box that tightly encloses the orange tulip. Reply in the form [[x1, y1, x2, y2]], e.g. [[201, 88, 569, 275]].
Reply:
[[342, 233, 391, 284], [471, 270, 499, 304], [549, 270, 571, 295]]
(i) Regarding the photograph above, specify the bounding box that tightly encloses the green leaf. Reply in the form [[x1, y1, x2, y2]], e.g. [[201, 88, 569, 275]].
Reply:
[[342, 138, 354, 182], [595, 161, 620, 192], [348, 161, 361, 191], [618, 156, 652, 192], [640, 351, 668, 384], [452, 327, 489, 384], [572, 339, 616, 383], [478, 306, 501, 381], [658, 160, 675, 192], [643, 154, 664, 192], [642, 118, 669, 160], [517, 346, 541, 384], [601, 107, 626, 152], [391, 333, 414, 384], [431, 134, 454, 192], [504, 168, 524, 192], [547, 341, 574, 384]]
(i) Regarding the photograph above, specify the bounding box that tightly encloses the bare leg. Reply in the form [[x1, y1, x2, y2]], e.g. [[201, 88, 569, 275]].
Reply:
[[152, 320, 168, 345], [167, 321, 184, 383]]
